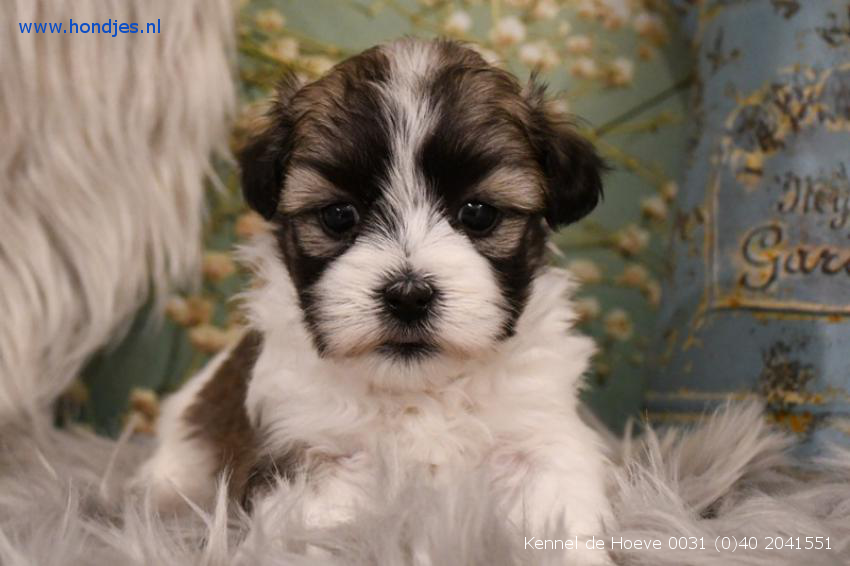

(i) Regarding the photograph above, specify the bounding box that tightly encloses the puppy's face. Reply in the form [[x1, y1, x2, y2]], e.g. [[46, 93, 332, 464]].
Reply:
[[240, 39, 603, 370]]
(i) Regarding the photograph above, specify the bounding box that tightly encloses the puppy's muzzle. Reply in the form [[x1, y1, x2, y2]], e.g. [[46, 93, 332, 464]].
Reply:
[[381, 275, 434, 323]]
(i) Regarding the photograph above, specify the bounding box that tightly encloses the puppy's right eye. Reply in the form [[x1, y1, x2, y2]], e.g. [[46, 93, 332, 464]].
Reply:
[[457, 201, 500, 236], [319, 203, 359, 236]]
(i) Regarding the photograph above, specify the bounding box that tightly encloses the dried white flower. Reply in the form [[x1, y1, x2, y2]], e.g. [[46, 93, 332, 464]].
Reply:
[[615, 224, 650, 255], [189, 324, 231, 353], [634, 11, 668, 44], [202, 251, 236, 281], [443, 10, 472, 35], [643, 279, 662, 307], [550, 98, 571, 116], [235, 211, 266, 239], [129, 388, 160, 421], [641, 195, 668, 221], [518, 41, 559, 71], [597, 0, 630, 29], [574, 296, 601, 322], [565, 34, 593, 55], [570, 57, 598, 79], [301, 55, 335, 76], [606, 57, 634, 87], [255, 9, 285, 32], [576, 0, 598, 20], [166, 296, 213, 327], [165, 296, 191, 326], [618, 264, 649, 287], [568, 259, 603, 284], [661, 180, 679, 201], [532, 0, 560, 20], [263, 37, 299, 63], [604, 308, 634, 341], [518, 43, 543, 67], [638, 44, 656, 60], [490, 16, 527, 46]]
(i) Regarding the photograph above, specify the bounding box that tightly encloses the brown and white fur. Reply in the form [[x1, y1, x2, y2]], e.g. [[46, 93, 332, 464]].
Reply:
[[136, 38, 612, 563]]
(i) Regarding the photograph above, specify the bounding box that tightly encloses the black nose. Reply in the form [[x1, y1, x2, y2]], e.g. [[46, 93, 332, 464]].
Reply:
[[382, 276, 434, 323]]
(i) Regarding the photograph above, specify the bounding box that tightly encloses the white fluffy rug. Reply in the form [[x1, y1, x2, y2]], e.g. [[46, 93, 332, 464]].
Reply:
[[1, 404, 847, 565]]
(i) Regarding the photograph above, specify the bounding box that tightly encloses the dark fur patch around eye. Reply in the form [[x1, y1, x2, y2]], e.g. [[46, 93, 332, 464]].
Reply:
[[291, 98, 391, 207], [287, 48, 394, 208], [274, 216, 338, 355], [417, 54, 552, 337], [264, 48, 397, 354]]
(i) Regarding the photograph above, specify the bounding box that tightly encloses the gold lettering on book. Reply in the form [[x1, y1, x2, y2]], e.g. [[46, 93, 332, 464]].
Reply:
[[738, 166, 850, 291]]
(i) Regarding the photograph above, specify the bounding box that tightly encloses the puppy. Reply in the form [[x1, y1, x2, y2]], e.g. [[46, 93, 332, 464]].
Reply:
[[137, 38, 612, 561]]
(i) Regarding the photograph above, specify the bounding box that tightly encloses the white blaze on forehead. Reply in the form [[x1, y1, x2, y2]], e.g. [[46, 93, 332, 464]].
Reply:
[[377, 40, 441, 220], [382, 39, 441, 88]]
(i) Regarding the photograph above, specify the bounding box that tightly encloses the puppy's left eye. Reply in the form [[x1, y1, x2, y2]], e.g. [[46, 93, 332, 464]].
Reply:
[[457, 201, 500, 236], [319, 203, 359, 236]]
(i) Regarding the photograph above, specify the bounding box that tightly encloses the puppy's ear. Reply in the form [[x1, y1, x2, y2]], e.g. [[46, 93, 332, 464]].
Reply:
[[525, 78, 605, 229], [238, 74, 301, 220]]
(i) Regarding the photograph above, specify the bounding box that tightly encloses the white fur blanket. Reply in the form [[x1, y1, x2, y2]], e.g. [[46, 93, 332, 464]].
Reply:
[[0, 0, 233, 427], [0, 404, 847, 565]]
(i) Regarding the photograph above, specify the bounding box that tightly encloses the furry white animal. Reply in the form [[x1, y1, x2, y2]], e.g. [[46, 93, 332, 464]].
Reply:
[[0, 0, 234, 430], [139, 38, 613, 564]]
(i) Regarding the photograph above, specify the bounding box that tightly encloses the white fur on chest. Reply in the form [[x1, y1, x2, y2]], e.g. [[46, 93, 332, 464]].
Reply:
[[241, 239, 611, 557], [140, 237, 613, 564], [245, 242, 596, 474]]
